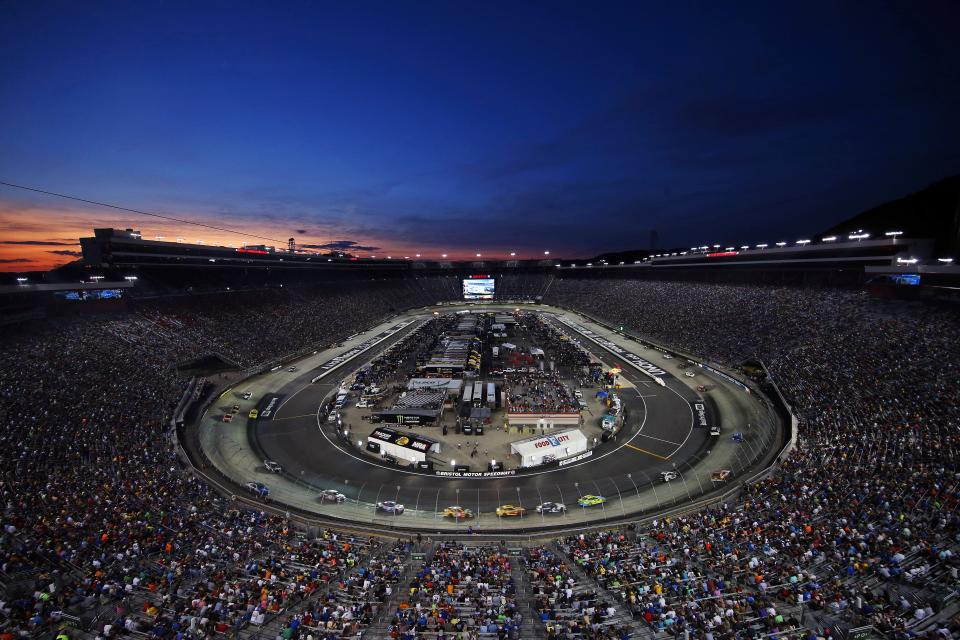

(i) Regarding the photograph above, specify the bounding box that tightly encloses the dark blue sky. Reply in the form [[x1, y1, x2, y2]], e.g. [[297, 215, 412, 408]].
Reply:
[[1, 1, 959, 265]]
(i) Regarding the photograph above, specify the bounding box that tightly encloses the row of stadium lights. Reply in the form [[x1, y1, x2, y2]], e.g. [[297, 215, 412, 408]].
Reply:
[[633, 230, 952, 266], [365, 251, 552, 260]]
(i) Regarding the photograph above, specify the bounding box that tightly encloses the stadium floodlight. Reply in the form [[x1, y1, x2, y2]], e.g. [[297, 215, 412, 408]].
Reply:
[[124, 275, 138, 281], [16, 277, 28, 283], [712, 244, 720, 248], [776, 242, 787, 247], [415, 253, 421, 257], [544, 250, 550, 255], [897, 257, 918, 264], [756, 243, 768, 249], [849, 233, 870, 241], [404, 256, 409, 259], [690, 247, 697, 251], [725, 247, 735, 251], [441, 253, 447, 258], [371, 255, 376, 258], [90, 275, 103, 281], [451, 459, 456, 467], [885, 231, 904, 238], [938, 258, 954, 263], [796, 239, 811, 245], [476, 253, 481, 257], [387, 256, 392, 259], [510, 252, 516, 256], [358, 440, 363, 447], [740, 245, 749, 250], [822, 236, 837, 242], [619, 261, 624, 265]]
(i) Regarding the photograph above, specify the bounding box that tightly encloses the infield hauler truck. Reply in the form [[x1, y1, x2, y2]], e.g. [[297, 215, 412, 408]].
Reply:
[[334, 388, 350, 410]]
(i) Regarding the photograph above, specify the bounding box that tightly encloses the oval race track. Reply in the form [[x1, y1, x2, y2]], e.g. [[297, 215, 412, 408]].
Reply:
[[198, 304, 784, 533]]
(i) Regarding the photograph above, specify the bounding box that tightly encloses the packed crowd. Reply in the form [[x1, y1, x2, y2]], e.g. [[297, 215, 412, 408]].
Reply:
[[525, 546, 631, 640], [2, 274, 959, 639], [504, 373, 580, 415], [387, 543, 521, 639], [546, 278, 960, 638]]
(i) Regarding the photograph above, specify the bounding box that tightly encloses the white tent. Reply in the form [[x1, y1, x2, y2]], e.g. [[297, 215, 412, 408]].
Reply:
[[510, 428, 588, 468]]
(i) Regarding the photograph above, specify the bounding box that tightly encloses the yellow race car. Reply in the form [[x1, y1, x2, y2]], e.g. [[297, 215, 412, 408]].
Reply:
[[442, 506, 474, 520], [495, 504, 526, 517], [248, 408, 259, 419]]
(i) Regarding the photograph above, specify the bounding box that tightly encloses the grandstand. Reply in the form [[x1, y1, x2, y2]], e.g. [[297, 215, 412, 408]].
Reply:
[[1, 228, 958, 640]]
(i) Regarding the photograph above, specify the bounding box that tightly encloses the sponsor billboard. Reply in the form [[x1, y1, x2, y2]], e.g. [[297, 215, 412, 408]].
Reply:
[[368, 427, 436, 454]]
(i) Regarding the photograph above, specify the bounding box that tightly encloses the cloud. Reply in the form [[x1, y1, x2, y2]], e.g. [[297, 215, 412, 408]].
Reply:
[[0, 258, 32, 263], [48, 249, 83, 257], [300, 240, 382, 252], [1, 240, 76, 246], [294, 229, 308, 234]]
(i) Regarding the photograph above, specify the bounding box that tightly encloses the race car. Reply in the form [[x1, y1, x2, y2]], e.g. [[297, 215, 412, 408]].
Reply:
[[222, 413, 233, 423], [263, 460, 282, 473], [662, 354, 673, 359], [246, 482, 270, 497], [495, 504, 526, 517], [696, 385, 707, 392], [287, 366, 298, 372], [442, 506, 474, 520], [711, 469, 732, 483], [232, 404, 241, 412], [535, 502, 567, 514], [577, 494, 606, 507], [248, 409, 259, 419], [242, 392, 253, 400], [376, 500, 405, 514], [684, 371, 696, 378], [731, 432, 745, 443], [660, 471, 679, 482], [319, 489, 346, 503]]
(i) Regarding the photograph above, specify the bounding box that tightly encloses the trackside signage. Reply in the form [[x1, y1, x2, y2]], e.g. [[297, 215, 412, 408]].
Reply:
[[435, 470, 517, 478], [311, 321, 415, 383], [691, 401, 709, 428], [559, 450, 593, 466], [257, 394, 284, 420], [556, 317, 669, 385]]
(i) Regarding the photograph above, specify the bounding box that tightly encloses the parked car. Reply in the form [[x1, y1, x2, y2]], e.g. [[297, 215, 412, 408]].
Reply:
[[264, 460, 282, 473], [376, 501, 405, 514], [319, 489, 346, 503], [246, 482, 269, 497], [577, 495, 606, 507], [535, 502, 566, 514]]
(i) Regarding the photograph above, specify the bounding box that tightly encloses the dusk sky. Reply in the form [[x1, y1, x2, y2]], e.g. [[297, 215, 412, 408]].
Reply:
[[2, 1, 959, 270]]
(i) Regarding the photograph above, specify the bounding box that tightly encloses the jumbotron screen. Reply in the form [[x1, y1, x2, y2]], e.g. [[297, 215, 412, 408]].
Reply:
[[463, 277, 495, 300]]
